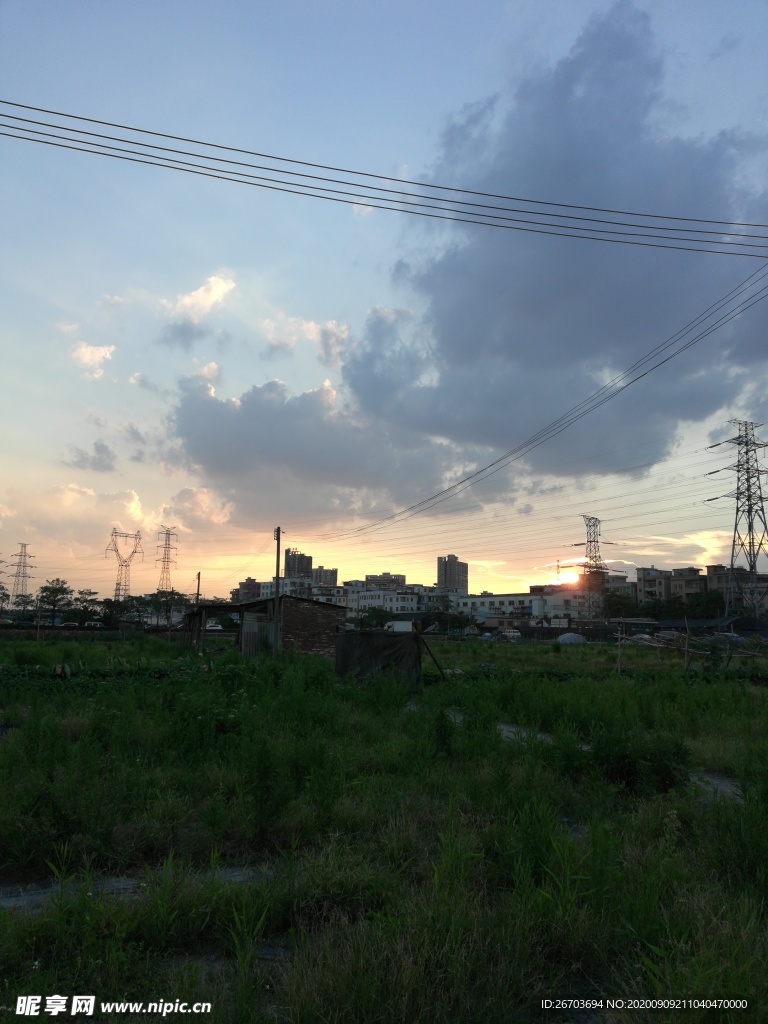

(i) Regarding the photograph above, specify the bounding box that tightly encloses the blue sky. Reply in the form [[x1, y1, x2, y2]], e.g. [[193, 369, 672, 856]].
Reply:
[[2, 0, 768, 599]]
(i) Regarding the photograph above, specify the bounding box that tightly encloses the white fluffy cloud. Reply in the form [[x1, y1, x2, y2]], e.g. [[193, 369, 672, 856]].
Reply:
[[71, 341, 116, 380], [170, 275, 235, 318]]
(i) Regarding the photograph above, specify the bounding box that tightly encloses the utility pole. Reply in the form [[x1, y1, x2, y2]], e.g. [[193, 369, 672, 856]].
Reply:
[[711, 420, 768, 618], [273, 527, 282, 657], [195, 572, 201, 605], [106, 529, 144, 602]]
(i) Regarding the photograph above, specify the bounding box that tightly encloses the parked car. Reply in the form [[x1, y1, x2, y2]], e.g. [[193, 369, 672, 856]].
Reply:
[[57, 622, 80, 629]]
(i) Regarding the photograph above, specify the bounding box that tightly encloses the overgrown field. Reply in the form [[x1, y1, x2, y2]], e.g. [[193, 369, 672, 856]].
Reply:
[[1, 637, 767, 1022]]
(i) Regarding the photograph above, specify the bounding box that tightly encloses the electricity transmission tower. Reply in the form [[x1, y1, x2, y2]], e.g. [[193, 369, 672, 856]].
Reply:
[[572, 515, 614, 619], [105, 529, 143, 602], [9, 542, 35, 611], [156, 525, 177, 592], [719, 420, 768, 618]]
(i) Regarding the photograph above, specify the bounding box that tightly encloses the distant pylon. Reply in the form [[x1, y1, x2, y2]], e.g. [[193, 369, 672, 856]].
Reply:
[[571, 516, 614, 619], [156, 525, 177, 592], [106, 529, 144, 602], [9, 542, 35, 609], [723, 420, 768, 618]]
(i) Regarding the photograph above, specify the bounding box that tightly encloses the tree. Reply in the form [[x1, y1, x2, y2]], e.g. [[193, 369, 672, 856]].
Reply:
[[360, 606, 392, 629], [13, 591, 34, 617], [38, 578, 75, 625], [685, 590, 725, 618], [603, 592, 639, 618], [0, 582, 9, 612], [74, 588, 101, 625]]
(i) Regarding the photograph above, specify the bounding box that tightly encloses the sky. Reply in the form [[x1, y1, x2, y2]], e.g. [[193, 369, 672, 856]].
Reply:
[[2, 0, 768, 600]]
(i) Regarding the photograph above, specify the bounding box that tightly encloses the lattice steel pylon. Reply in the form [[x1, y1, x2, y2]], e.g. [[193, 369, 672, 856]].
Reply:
[[9, 542, 35, 611], [572, 515, 612, 619], [156, 525, 177, 592], [106, 529, 144, 602], [723, 420, 768, 618]]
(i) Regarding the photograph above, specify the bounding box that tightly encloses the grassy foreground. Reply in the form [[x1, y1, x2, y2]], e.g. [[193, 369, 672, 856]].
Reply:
[[1, 637, 767, 1022]]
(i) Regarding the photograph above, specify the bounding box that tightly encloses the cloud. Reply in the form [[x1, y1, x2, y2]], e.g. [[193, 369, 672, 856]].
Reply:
[[314, 320, 352, 368], [257, 314, 324, 360], [166, 372, 497, 527], [71, 341, 116, 380], [158, 275, 236, 350], [170, 275, 235, 318], [160, 317, 209, 351], [196, 362, 220, 384], [165, 487, 233, 529], [340, 1, 768, 482], [64, 440, 117, 473], [709, 34, 741, 61], [128, 371, 160, 392]]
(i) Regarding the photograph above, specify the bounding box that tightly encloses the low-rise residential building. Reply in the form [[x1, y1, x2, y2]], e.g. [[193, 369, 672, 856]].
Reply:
[[364, 572, 406, 589], [670, 567, 707, 601], [605, 574, 637, 601], [636, 566, 673, 603]]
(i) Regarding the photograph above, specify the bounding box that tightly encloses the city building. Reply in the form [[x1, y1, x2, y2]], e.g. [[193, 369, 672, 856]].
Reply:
[[284, 548, 313, 578], [706, 563, 768, 612], [635, 567, 673, 604], [232, 577, 261, 603], [364, 572, 406, 589], [670, 567, 707, 602], [437, 554, 468, 594], [312, 566, 338, 586]]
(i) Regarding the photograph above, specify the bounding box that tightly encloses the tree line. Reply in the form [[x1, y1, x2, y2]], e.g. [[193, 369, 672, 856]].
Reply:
[[0, 579, 205, 627]]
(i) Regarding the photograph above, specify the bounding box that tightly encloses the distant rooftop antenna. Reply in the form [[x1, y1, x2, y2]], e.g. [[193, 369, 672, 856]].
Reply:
[[106, 529, 143, 602]]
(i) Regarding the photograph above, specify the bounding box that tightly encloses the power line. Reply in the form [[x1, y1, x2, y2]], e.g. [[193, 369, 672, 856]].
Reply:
[[3, 107, 768, 256], [3, 100, 768, 230], [322, 266, 768, 540]]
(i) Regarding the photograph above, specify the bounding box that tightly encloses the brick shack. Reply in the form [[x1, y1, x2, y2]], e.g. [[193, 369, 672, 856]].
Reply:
[[239, 595, 346, 659]]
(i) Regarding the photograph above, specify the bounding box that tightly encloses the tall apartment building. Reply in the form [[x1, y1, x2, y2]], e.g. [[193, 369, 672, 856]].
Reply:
[[284, 548, 313, 578], [437, 554, 468, 594]]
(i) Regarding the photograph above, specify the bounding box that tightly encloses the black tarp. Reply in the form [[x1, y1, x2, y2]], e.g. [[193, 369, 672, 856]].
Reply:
[[335, 632, 422, 690]]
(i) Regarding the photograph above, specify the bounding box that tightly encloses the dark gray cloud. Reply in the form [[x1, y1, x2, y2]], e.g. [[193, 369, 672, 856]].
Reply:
[[709, 34, 741, 61], [167, 374, 509, 524], [64, 440, 117, 473], [167, 1, 768, 527], [160, 317, 209, 350], [343, 0, 768, 479]]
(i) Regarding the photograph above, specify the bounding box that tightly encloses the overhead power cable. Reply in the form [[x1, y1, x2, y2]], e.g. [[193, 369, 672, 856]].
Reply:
[[324, 264, 768, 540], [2, 101, 768, 256]]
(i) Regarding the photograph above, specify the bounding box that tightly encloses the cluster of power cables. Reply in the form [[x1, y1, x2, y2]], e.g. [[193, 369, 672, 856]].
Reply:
[[4, 99, 768, 547], [3, 99, 768, 258], [327, 262, 768, 540]]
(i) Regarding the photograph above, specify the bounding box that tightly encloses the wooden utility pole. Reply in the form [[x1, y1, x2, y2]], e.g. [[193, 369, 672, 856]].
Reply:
[[273, 527, 282, 656], [195, 572, 201, 605]]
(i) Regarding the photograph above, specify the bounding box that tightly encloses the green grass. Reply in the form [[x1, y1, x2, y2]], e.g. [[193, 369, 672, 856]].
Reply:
[[0, 639, 766, 1022]]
